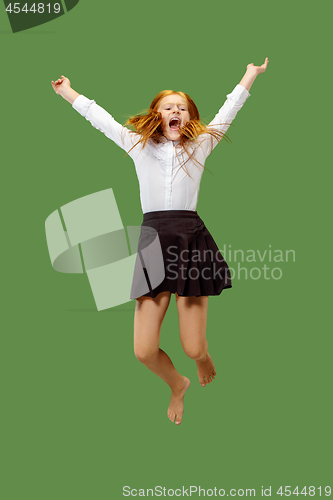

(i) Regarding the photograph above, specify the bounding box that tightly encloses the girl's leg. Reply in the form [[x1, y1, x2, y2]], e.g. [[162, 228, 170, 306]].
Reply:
[[134, 291, 190, 425], [176, 295, 216, 387]]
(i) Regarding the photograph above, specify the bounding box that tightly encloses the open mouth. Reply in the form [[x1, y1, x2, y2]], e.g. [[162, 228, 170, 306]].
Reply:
[[169, 117, 181, 131]]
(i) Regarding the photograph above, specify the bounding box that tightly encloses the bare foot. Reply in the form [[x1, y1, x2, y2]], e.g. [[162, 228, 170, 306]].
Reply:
[[196, 353, 216, 387], [167, 377, 191, 425]]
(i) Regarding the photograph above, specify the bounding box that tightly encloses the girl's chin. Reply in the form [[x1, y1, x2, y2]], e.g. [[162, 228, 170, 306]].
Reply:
[[164, 131, 180, 141]]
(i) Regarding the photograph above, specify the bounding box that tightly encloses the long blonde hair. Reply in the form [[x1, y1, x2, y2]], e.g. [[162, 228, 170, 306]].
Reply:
[[125, 90, 231, 176]]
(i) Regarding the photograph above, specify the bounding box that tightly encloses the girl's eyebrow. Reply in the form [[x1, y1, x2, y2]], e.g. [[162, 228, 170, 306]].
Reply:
[[163, 102, 188, 107]]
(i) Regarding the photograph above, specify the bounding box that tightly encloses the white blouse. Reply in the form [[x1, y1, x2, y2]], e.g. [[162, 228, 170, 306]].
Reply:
[[72, 84, 250, 214]]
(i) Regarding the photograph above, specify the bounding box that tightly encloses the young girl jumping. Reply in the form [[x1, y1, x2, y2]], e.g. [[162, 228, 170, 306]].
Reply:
[[51, 58, 269, 425]]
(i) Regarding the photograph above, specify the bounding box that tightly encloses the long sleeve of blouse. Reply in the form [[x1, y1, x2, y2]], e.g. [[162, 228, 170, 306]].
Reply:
[[72, 84, 250, 214]]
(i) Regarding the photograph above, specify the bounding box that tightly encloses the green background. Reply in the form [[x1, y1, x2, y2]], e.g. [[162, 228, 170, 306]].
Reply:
[[1, 0, 332, 498]]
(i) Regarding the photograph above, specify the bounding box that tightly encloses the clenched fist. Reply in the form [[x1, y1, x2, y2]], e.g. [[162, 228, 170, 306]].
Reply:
[[51, 75, 79, 104]]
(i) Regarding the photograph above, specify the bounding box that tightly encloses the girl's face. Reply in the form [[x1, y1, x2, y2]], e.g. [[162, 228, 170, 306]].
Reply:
[[157, 94, 190, 141]]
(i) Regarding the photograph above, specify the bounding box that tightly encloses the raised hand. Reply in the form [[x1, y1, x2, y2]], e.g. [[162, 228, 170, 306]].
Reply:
[[51, 75, 71, 96], [239, 57, 269, 91], [50, 75, 79, 104], [246, 57, 269, 75]]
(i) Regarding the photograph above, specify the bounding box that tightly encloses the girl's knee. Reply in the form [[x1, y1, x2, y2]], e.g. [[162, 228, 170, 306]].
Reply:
[[182, 342, 207, 361], [134, 346, 158, 365]]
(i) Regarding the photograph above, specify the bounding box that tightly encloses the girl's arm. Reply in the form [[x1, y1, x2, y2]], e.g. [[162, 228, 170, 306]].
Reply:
[[200, 58, 269, 157], [51, 75, 139, 156]]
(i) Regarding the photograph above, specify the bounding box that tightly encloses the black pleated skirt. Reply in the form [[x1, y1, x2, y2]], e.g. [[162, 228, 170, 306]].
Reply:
[[130, 210, 232, 300]]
